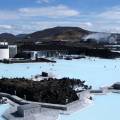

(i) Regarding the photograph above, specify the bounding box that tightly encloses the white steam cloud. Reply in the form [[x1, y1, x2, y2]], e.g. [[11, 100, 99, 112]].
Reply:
[[83, 33, 118, 44]]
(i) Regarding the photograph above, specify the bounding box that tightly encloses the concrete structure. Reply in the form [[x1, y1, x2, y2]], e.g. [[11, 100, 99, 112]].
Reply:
[[1, 91, 92, 120], [24, 50, 69, 59], [17, 104, 41, 117], [9, 45, 17, 58], [0, 42, 9, 60], [31, 72, 56, 81], [31, 51, 38, 60], [0, 42, 17, 60]]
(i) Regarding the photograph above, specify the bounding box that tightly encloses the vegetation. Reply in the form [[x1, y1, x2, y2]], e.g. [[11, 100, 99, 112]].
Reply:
[[112, 83, 120, 90], [0, 77, 90, 104]]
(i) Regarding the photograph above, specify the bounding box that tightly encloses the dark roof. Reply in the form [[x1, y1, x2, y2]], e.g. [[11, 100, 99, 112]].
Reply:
[[0, 45, 8, 49]]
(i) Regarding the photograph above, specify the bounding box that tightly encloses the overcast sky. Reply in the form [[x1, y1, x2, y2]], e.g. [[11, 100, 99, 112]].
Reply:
[[0, 0, 120, 34]]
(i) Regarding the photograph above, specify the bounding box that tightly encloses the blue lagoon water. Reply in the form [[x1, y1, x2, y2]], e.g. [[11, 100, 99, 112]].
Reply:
[[0, 58, 120, 88], [0, 57, 120, 120], [0, 104, 10, 120], [59, 93, 120, 120]]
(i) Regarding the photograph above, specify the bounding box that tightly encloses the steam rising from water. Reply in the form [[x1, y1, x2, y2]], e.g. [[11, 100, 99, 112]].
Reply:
[[83, 33, 117, 44]]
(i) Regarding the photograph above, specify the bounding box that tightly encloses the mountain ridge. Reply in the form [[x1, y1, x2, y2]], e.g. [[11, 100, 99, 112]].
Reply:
[[0, 26, 120, 44]]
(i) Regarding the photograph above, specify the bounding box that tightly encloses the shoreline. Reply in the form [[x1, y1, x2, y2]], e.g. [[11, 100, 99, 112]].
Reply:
[[0, 58, 56, 64], [1, 86, 120, 120], [0, 90, 92, 120]]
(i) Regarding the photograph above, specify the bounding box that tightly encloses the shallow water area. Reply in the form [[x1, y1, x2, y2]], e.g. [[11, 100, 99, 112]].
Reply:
[[0, 104, 10, 120], [58, 93, 120, 120]]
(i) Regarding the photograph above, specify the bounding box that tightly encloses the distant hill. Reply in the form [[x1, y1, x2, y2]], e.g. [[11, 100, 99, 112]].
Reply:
[[0, 26, 120, 44], [0, 33, 17, 44], [23, 26, 90, 42], [16, 34, 27, 38]]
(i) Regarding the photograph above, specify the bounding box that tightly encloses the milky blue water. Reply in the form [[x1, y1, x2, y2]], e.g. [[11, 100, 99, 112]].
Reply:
[[59, 93, 120, 120], [0, 104, 10, 120], [0, 57, 120, 120], [0, 57, 120, 88]]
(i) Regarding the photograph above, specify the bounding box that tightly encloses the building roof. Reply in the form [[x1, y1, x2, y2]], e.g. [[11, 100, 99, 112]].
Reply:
[[0, 42, 8, 49]]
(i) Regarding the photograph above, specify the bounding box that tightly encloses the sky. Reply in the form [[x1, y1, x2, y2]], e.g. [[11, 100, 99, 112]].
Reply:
[[0, 0, 120, 34]]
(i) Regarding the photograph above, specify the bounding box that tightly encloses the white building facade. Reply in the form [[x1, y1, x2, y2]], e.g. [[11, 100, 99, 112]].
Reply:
[[0, 42, 9, 60]]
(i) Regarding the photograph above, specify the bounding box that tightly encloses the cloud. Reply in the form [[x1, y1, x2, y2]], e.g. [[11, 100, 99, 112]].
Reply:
[[83, 22, 93, 27], [30, 21, 93, 31], [87, 6, 120, 33], [0, 24, 18, 34], [98, 6, 120, 20], [36, 0, 50, 4], [0, 5, 79, 20], [19, 5, 80, 17], [0, 21, 93, 34], [0, 5, 120, 34], [0, 10, 19, 20], [0, 25, 13, 29]]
